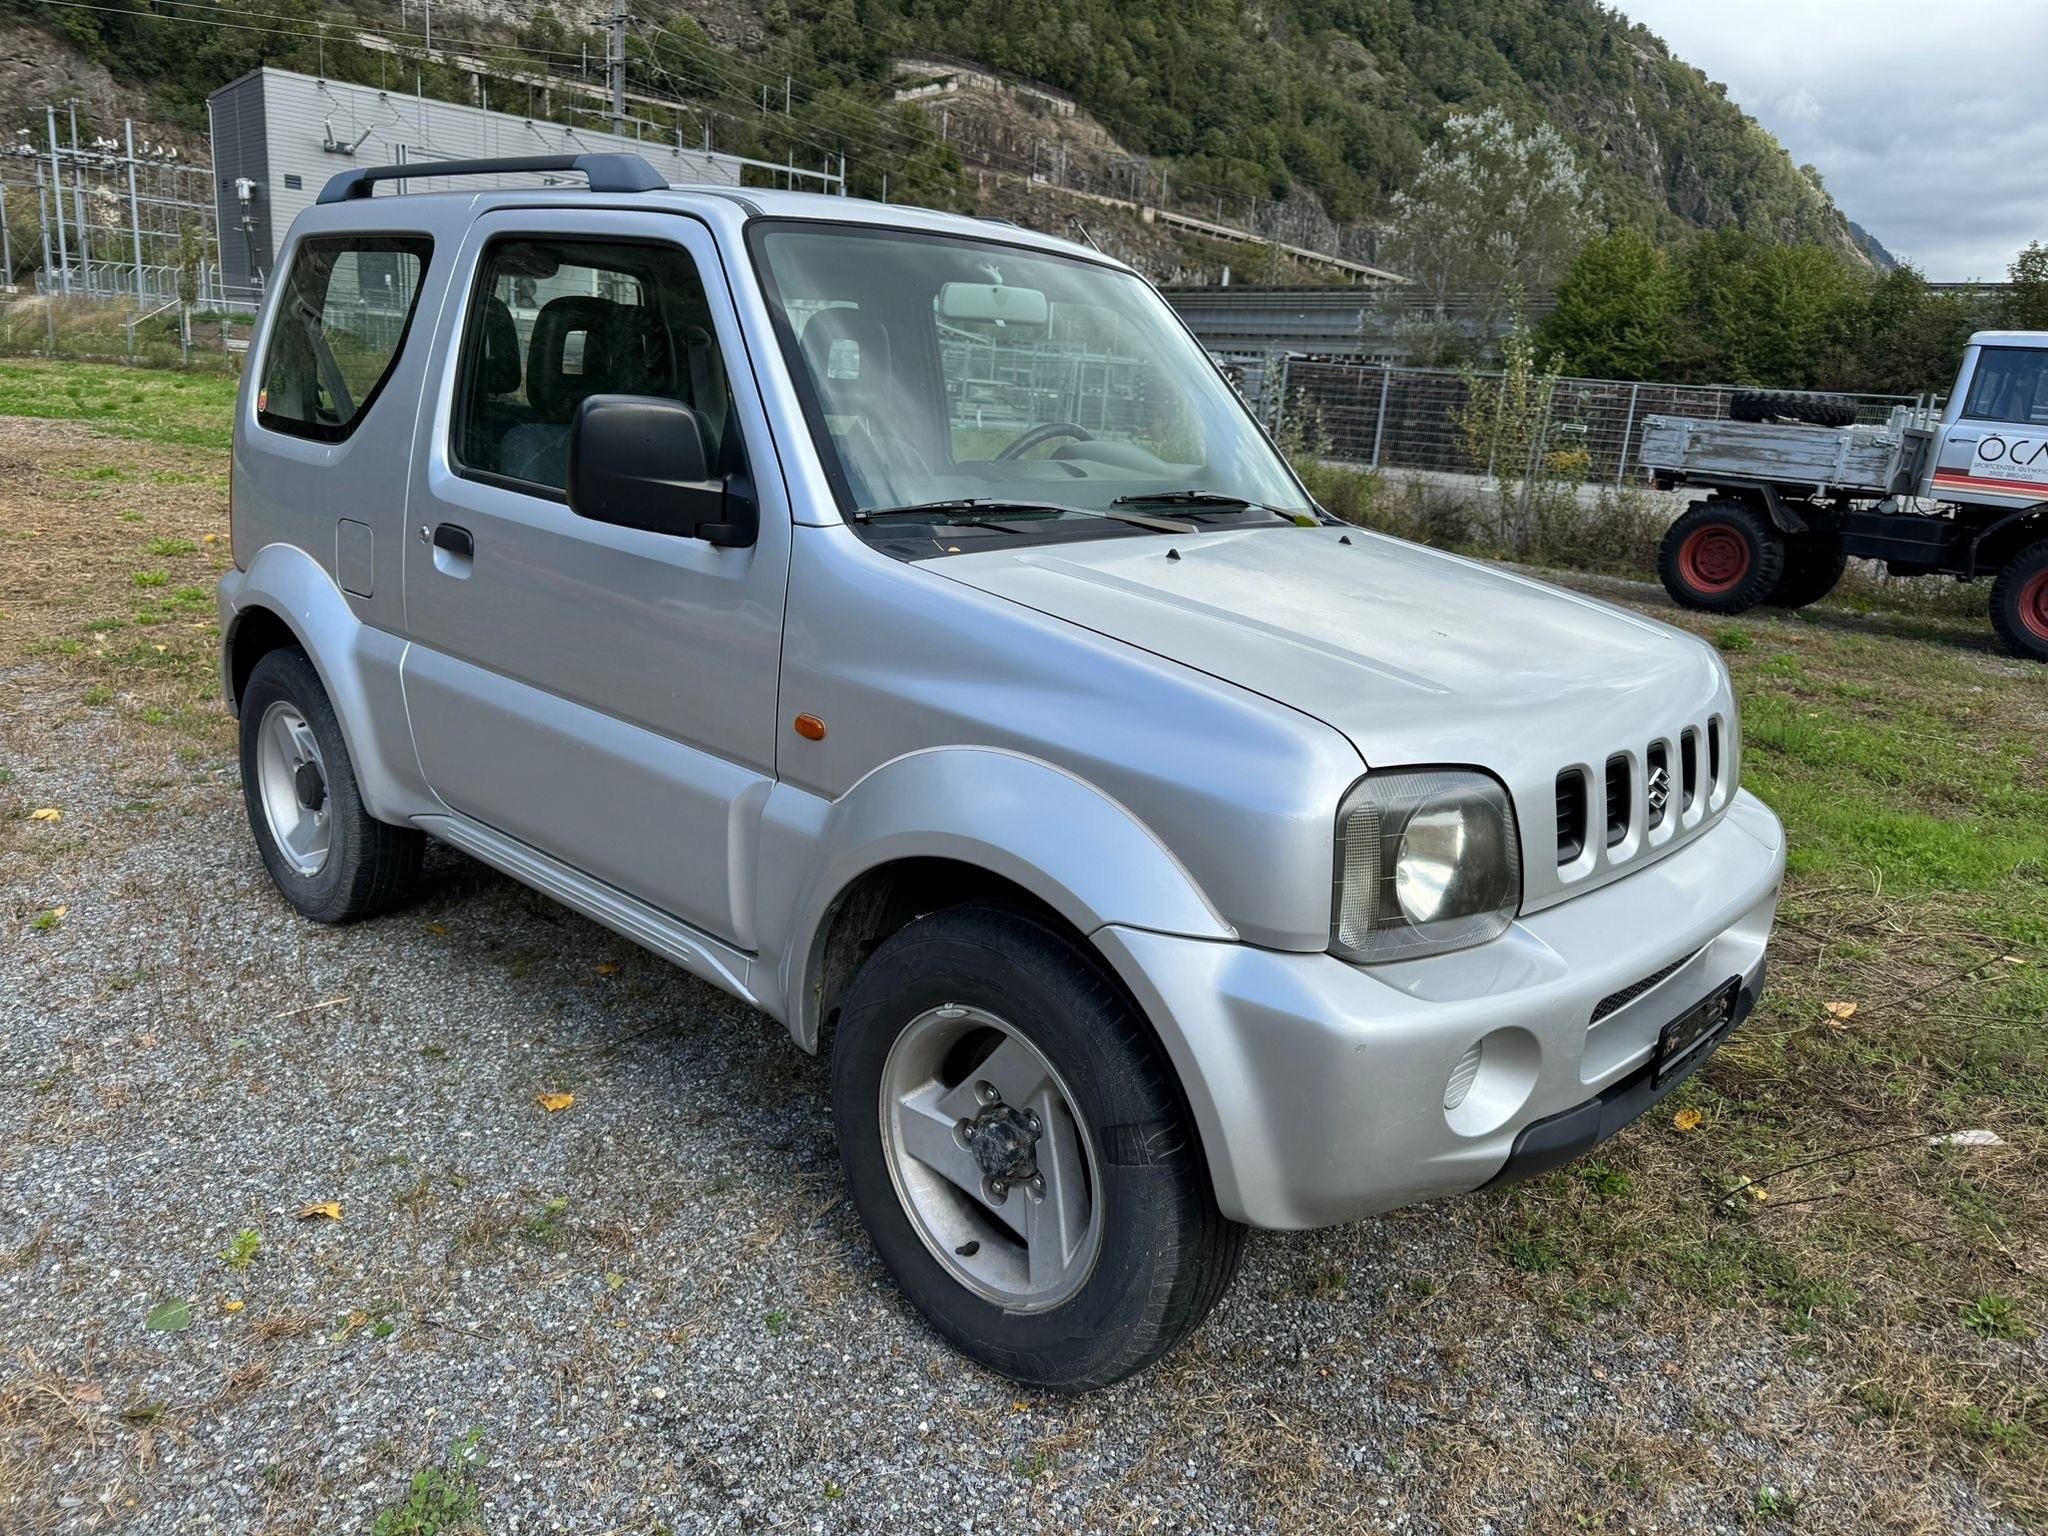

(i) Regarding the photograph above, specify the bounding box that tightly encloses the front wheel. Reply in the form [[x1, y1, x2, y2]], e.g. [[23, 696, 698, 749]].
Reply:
[[1659, 499, 1786, 614], [1990, 541, 2048, 663], [239, 646, 424, 922], [831, 903, 1245, 1390]]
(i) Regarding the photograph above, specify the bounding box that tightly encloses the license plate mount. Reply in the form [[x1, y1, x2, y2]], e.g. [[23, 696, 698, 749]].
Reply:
[[1653, 977, 1741, 1086]]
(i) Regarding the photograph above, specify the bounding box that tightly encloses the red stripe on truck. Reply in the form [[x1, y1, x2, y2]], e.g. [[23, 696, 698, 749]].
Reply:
[[1932, 472, 2048, 496]]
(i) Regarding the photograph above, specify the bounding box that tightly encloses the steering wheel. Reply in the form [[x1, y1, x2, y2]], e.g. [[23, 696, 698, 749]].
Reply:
[[995, 421, 1095, 461]]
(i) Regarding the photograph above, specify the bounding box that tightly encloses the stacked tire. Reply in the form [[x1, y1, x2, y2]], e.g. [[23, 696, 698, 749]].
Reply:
[[1728, 391, 1858, 428]]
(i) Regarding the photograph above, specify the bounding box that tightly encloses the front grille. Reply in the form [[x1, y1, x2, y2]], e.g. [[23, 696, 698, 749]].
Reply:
[[1545, 712, 1730, 881], [1590, 953, 1695, 1023], [1555, 770, 1588, 863]]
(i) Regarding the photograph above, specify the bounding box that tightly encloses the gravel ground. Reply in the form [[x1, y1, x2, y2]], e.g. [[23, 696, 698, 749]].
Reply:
[[0, 417, 2032, 1534]]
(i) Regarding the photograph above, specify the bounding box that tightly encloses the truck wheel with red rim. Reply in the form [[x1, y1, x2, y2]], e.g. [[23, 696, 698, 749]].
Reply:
[[1658, 500, 1785, 615], [1990, 541, 2048, 663]]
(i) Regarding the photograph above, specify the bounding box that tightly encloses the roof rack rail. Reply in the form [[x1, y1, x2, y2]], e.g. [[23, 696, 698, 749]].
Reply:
[[317, 152, 667, 205]]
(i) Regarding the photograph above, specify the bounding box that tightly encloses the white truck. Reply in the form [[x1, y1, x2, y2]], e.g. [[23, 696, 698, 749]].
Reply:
[[1640, 331, 2048, 661]]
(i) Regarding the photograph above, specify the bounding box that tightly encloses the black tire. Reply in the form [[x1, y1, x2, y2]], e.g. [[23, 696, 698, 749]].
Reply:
[[1658, 499, 1786, 614], [239, 646, 424, 923], [1989, 541, 2048, 663], [1728, 390, 1857, 428], [1766, 540, 1849, 609], [831, 902, 1245, 1391]]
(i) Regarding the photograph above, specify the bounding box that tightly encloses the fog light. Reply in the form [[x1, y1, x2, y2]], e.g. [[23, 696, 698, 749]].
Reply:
[[1444, 1042, 1482, 1111], [1442, 1027, 1540, 1137]]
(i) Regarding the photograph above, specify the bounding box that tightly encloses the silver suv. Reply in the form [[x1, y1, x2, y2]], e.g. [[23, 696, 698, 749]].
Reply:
[[219, 154, 1785, 1389]]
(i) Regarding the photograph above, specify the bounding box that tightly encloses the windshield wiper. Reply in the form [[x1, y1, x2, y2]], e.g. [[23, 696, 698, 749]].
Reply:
[[1111, 490, 1307, 523], [855, 498, 1070, 527], [858, 498, 1197, 533], [1111, 489, 1254, 508]]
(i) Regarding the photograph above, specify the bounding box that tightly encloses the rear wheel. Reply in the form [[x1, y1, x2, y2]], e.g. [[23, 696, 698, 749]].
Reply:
[[1659, 499, 1785, 614], [1766, 540, 1849, 609], [1729, 390, 1857, 428], [1990, 542, 2048, 663], [831, 903, 1245, 1390]]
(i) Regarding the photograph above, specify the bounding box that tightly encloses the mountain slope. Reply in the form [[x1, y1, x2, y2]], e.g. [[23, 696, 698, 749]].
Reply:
[[4, 0, 1865, 263]]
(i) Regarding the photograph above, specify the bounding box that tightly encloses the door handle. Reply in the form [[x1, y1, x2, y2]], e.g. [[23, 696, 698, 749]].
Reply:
[[432, 523, 474, 559]]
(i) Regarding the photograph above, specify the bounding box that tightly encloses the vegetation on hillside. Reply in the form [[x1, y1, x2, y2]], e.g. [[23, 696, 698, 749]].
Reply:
[[15, 0, 1858, 251]]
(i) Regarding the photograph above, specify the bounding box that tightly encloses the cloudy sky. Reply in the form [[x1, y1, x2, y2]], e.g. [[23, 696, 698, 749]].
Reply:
[[1614, 1, 2047, 280]]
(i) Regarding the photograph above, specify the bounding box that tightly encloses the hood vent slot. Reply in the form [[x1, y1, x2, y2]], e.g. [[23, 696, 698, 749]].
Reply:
[[1604, 755, 1630, 847], [1555, 770, 1588, 864]]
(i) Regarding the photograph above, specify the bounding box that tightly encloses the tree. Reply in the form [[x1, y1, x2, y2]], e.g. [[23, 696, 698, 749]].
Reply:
[[1668, 229, 1861, 388], [2004, 241, 2048, 331], [1383, 107, 1597, 345], [1536, 227, 1679, 379], [1833, 265, 1977, 396]]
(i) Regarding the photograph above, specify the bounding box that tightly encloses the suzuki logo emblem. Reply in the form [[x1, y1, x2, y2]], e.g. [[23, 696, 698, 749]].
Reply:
[[1647, 765, 1672, 816]]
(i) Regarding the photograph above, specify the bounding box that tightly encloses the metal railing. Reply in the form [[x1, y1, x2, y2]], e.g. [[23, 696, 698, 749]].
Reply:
[[0, 293, 253, 371], [1267, 357, 1921, 485]]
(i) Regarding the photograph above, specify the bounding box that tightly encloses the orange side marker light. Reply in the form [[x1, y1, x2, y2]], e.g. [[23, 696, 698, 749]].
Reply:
[[793, 714, 826, 741]]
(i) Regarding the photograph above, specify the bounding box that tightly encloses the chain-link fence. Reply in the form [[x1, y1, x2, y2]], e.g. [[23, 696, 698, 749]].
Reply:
[[1269, 358, 1922, 485], [0, 295, 253, 372]]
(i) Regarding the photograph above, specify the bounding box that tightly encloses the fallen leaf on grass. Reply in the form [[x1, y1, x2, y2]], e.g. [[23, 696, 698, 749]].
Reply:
[[424, 922, 448, 935], [144, 1299, 192, 1332], [1748, 1186, 1768, 1201], [1823, 1001, 1859, 1024], [536, 1092, 575, 1113], [297, 1201, 342, 1222], [603, 1272, 625, 1290], [28, 807, 62, 822], [223, 1300, 244, 1313], [1672, 1108, 1704, 1132], [595, 963, 618, 975]]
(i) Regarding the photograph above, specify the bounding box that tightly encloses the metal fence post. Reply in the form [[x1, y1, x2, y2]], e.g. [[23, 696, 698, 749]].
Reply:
[[1615, 382, 1641, 488], [1371, 364, 1392, 470], [1484, 375, 1506, 483], [1270, 352, 1292, 439]]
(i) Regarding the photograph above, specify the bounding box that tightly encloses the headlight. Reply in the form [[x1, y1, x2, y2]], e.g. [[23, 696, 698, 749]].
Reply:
[[1331, 769, 1522, 963]]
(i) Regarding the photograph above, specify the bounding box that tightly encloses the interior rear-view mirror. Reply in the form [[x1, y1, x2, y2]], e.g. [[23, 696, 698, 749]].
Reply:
[[566, 394, 757, 548], [938, 281, 1049, 327]]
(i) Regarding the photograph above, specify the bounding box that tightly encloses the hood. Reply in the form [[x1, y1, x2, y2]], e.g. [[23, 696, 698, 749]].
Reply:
[[934, 525, 1737, 908]]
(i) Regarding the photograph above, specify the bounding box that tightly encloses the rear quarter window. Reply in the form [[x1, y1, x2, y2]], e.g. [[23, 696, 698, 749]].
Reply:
[[257, 234, 433, 443]]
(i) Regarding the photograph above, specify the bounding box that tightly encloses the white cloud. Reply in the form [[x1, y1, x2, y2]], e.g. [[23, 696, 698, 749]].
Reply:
[[1614, 0, 2048, 279]]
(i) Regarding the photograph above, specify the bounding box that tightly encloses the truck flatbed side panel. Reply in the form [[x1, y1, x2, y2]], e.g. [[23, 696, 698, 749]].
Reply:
[[1637, 416, 1902, 495]]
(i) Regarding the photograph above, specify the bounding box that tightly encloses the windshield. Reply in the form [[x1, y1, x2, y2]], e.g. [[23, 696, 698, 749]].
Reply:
[[750, 222, 1314, 533]]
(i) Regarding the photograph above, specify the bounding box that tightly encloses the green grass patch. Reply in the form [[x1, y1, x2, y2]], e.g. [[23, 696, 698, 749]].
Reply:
[[0, 359, 235, 449]]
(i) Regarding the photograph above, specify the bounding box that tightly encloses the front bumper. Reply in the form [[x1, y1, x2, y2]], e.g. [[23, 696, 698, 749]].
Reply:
[[1095, 789, 1785, 1230]]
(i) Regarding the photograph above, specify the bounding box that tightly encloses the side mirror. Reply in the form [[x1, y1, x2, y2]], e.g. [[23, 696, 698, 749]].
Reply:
[[566, 394, 758, 547]]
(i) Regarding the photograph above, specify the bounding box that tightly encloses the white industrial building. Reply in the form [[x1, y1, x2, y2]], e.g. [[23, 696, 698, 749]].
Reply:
[[207, 67, 759, 303]]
